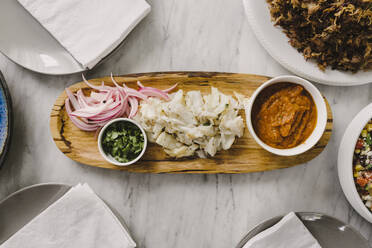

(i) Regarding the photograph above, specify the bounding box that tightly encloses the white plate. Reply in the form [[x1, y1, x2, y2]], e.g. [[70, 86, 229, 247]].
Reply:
[[0, 183, 70, 244], [338, 103, 372, 223], [243, 0, 372, 86], [236, 212, 369, 248], [0, 0, 124, 75], [0, 183, 132, 244]]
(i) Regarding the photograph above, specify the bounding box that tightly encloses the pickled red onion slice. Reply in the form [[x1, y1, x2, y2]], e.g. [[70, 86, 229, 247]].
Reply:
[[65, 74, 177, 131]]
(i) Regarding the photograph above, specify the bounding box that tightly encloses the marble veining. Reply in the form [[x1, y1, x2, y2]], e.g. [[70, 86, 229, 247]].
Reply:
[[0, 0, 372, 247]]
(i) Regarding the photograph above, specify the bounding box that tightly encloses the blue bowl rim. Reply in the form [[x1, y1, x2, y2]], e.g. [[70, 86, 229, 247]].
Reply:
[[0, 71, 13, 169]]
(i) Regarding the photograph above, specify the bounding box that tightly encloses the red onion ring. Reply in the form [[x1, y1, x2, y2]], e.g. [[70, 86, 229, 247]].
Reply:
[[66, 74, 177, 131]]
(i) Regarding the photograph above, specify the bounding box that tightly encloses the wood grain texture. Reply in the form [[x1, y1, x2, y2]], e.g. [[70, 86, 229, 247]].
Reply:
[[50, 72, 333, 174]]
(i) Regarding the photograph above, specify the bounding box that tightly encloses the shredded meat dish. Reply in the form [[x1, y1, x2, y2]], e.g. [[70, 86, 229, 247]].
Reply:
[[267, 0, 372, 72]]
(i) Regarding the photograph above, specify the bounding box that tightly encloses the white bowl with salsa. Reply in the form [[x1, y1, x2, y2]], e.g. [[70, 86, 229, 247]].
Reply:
[[338, 103, 372, 223], [246, 75, 327, 156]]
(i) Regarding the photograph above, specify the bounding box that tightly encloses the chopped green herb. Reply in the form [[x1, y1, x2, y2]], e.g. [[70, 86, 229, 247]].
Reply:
[[102, 121, 144, 163], [366, 133, 372, 146]]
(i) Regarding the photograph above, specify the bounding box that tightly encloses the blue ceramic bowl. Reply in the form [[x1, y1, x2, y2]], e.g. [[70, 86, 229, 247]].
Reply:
[[0, 71, 12, 169]]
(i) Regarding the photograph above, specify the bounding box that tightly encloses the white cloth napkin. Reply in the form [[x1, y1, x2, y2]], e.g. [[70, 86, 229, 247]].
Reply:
[[0, 183, 136, 248], [17, 0, 151, 69], [243, 212, 322, 248]]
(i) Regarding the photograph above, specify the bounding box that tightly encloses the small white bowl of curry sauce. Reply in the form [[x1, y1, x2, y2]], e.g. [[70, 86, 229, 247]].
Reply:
[[246, 75, 327, 156]]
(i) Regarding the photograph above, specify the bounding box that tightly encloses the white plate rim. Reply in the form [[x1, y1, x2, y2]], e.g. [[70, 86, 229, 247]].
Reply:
[[0, 50, 86, 76], [0, 39, 127, 76], [0, 182, 70, 206]]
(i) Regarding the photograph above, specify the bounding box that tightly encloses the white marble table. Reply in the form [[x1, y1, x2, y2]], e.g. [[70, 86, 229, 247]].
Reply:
[[0, 1, 371, 247]]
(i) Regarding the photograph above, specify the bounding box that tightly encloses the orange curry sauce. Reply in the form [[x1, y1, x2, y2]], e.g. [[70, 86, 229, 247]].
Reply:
[[252, 83, 317, 149]]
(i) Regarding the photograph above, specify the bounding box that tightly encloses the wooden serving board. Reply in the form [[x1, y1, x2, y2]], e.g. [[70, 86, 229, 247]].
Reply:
[[50, 72, 333, 174]]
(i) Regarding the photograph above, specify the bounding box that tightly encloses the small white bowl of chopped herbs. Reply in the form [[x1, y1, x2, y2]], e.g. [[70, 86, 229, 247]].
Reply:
[[98, 118, 147, 166]]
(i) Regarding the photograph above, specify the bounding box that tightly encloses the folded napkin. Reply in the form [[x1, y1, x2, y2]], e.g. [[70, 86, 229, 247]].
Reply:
[[243, 212, 322, 248], [17, 0, 151, 69], [0, 183, 136, 248]]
